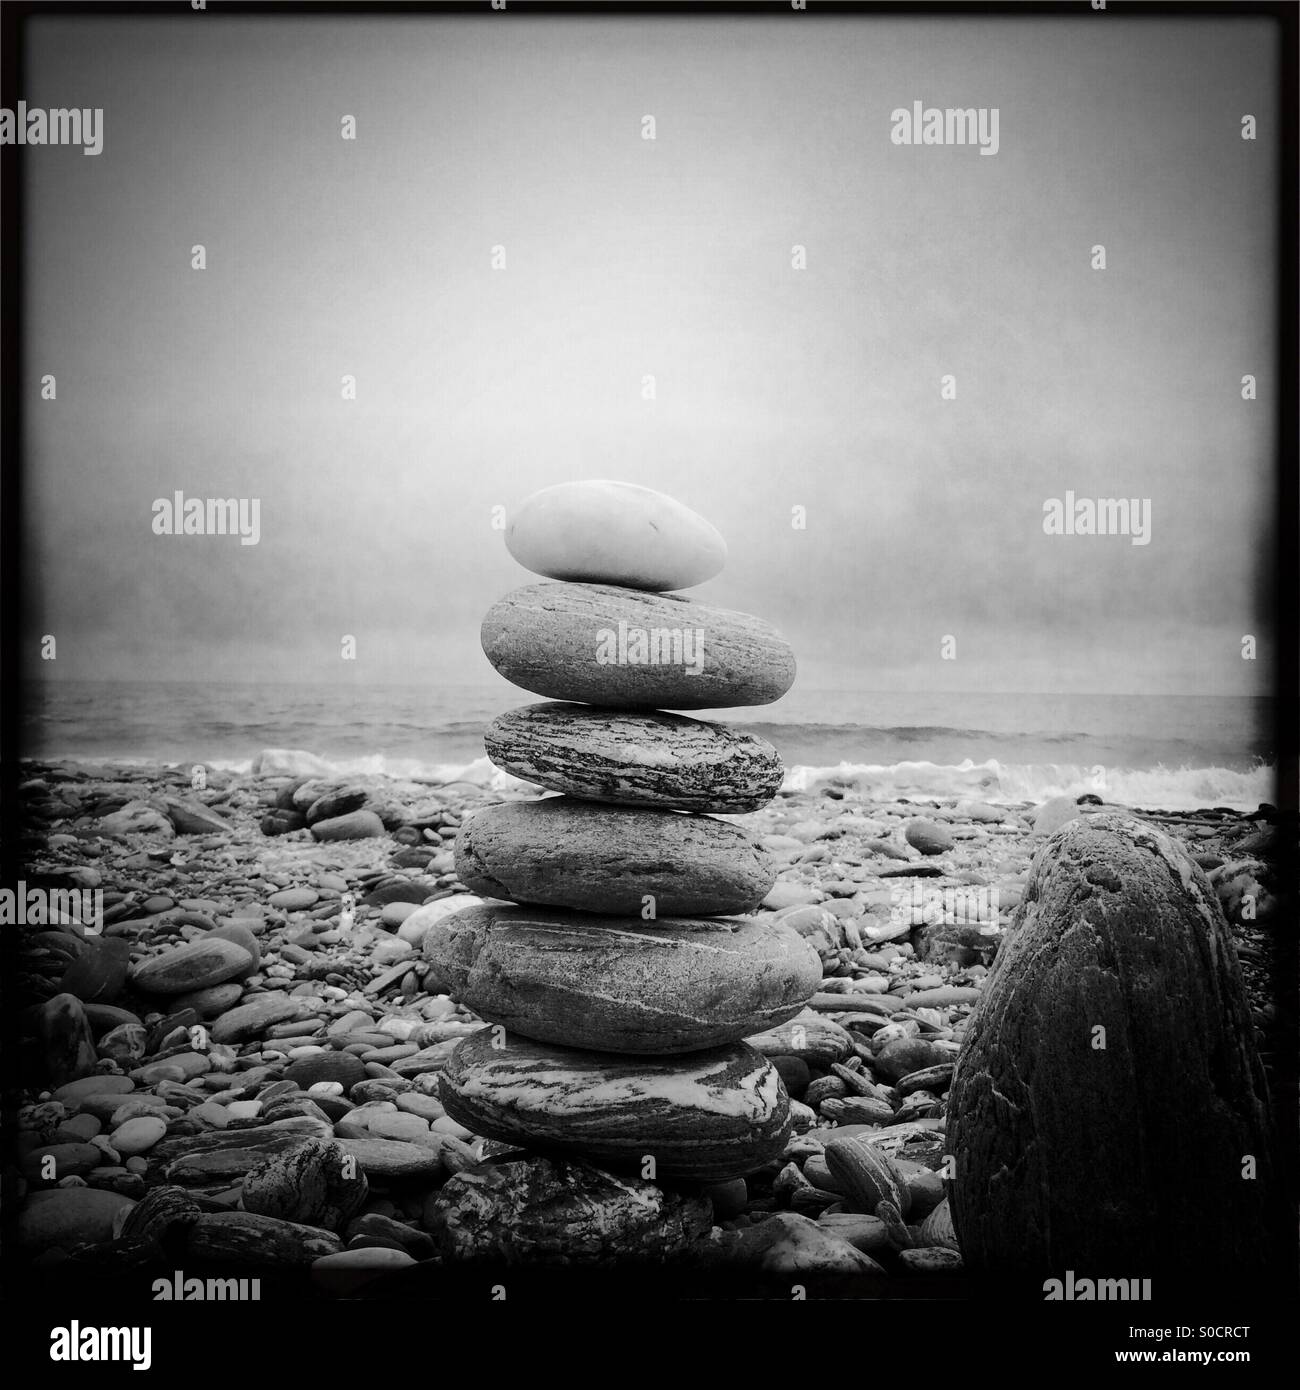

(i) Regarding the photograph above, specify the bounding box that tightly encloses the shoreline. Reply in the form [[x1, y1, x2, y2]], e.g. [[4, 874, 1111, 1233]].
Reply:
[[18, 750, 1279, 816]]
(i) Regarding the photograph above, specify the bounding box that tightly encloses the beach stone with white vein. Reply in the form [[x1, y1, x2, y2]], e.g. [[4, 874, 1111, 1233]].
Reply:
[[439, 1029, 792, 1181], [484, 702, 784, 812], [423, 902, 820, 1053], [454, 797, 777, 916], [481, 582, 795, 710]]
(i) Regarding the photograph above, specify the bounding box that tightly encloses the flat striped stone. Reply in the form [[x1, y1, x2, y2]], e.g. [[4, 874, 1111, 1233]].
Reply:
[[481, 582, 795, 710], [439, 1029, 792, 1181], [454, 797, 776, 916], [485, 703, 783, 812], [424, 902, 820, 1053]]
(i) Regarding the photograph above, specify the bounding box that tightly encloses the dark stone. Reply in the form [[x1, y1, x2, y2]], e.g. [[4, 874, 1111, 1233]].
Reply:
[[261, 809, 306, 837], [37, 992, 98, 1086], [305, 789, 368, 826], [119, 1184, 203, 1253], [947, 812, 1282, 1289], [361, 880, 429, 908], [241, 1138, 369, 1231], [185, 1212, 343, 1266], [426, 1157, 712, 1264], [770, 1055, 811, 1099], [284, 1052, 368, 1091], [345, 1212, 436, 1259], [57, 937, 130, 1004]]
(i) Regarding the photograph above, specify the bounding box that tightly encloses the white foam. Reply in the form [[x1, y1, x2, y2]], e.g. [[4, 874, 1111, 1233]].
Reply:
[[45, 748, 1274, 812], [780, 758, 1273, 811]]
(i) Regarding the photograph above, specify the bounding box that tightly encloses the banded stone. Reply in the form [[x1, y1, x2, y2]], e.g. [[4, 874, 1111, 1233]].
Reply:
[[484, 702, 783, 812], [440, 1029, 792, 1181]]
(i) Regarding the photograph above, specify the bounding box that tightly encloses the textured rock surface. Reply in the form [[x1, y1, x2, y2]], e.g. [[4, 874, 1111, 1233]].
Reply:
[[240, 1138, 369, 1231], [481, 582, 796, 709], [149, 1116, 335, 1185], [725, 1211, 888, 1276], [185, 1211, 344, 1266], [504, 480, 727, 592], [948, 812, 1279, 1284], [454, 797, 777, 916], [744, 1009, 856, 1066], [428, 1156, 714, 1263], [423, 902, 820, 1053], [440, 1029, 792, 1181], [484, 703, 784, 812]]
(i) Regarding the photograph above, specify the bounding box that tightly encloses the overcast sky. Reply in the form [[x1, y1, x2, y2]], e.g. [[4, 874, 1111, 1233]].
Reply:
[[22, 12, 1277, 699]]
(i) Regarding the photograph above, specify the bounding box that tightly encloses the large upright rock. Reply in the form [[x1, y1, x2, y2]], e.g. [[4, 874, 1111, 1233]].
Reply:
[[947, 812, 1279, 1289]]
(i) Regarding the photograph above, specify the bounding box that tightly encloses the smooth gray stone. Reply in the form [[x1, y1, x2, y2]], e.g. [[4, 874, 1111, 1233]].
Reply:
[[481, 582, 795, 710], [423, 902, 820, 1053], [453, 797, 777, 916]]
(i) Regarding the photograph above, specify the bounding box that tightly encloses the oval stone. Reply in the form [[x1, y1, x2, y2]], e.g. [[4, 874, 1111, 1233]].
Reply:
[[744, 1009, 856, 1066], [481, 582, 795, 710], [947, 812, 1282, 1290], [241, 1138, 369, 1231], [129, 938, 255, 996], [484, 703, 783, 812], [439, 1029, 792, 1181], [283, 1052, 369, 1091], [423, 903, 821, 1053], [454, 798, 776, 916], [17, 1188, 137, 1253], [505, 480, 726, 591]]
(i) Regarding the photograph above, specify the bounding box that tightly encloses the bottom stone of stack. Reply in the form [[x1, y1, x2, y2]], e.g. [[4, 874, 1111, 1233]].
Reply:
[[439, 1029, 792, 1182]]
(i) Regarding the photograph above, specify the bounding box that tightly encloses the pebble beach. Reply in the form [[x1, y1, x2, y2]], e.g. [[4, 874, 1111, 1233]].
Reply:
[[11, 753, 1283, 1296]]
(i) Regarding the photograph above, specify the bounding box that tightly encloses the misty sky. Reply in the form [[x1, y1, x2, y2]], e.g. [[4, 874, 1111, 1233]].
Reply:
[[21, 12, 1278, 701]]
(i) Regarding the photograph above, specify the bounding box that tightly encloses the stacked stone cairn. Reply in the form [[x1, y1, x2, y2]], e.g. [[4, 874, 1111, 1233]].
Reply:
[[425, 481, 822, 1185]]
